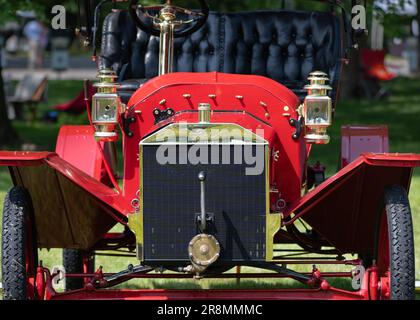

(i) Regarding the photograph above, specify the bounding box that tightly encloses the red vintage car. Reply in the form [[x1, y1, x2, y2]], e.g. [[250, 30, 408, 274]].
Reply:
[[1, 0, 419, 300]]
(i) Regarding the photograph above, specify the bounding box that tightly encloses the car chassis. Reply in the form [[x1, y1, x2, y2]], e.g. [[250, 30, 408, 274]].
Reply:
[[1, 0, 420, 300]]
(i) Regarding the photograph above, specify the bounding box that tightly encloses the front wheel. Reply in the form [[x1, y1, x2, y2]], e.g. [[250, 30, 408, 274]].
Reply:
[[1, 187, 38, 300], [63, 249, 95, 291], [375, 185, 415, 300]]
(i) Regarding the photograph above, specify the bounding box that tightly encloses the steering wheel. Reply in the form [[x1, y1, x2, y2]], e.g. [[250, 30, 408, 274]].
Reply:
[[129, 0, 209, 38]]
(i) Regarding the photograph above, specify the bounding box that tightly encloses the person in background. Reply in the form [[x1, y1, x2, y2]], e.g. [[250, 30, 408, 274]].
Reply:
[[23, 17, 48, 69]]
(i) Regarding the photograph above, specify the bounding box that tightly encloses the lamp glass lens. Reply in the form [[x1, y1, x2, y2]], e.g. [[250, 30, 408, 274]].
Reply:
[[93, 95, 118, 123], [305, 96, 331, 126]]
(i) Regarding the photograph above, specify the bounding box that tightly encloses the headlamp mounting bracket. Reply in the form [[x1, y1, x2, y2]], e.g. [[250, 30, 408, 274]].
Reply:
[[289, 116, 304, 140]]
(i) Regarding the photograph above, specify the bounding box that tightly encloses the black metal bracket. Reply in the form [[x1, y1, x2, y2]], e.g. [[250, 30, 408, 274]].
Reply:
[[121, 114, 136, 138], [153, 108, 175, 124], [195, 212, 214, 224], [289, 116, 304, 140], [101, 264, 153, 289], [195, 212, 215, 233]]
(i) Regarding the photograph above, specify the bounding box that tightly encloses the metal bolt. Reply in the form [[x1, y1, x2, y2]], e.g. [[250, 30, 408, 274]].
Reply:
[[260, 101, 267, 107], [284, 106, 290, 112], [208, 94, 216, 99], [159, 99, 166, 106], [235, 95, 244, 100], [183, 94, 191, 98], [199, 245, 209, 255], [198, 171, 206, 181]]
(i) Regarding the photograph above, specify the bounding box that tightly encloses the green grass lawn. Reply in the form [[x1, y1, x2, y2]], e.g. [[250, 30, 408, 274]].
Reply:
[[0, 77, 420, 295]]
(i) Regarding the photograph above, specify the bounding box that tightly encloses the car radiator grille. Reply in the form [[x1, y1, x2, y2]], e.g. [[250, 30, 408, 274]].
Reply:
[[141, 144, 267, 264]]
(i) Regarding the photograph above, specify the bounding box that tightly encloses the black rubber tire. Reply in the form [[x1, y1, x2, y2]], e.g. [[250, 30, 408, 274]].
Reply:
[[63, 249, 95, 291], [63, 249, 84, 290], [382, 185, 415, 300], [1, 187, 37, 300]]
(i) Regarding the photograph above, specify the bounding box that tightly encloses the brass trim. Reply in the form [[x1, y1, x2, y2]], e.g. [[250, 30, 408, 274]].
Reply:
[[266, 213, 281, 261], [128, 146, 144, 262], [140, 123, 267, 145], [265, 146, 281, 261], [128, 211, 144, 261], [198, 103, 211, 124]]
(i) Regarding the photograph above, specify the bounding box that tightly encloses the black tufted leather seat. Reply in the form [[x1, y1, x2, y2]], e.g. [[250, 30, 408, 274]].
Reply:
[[99, 10, 343, 104]]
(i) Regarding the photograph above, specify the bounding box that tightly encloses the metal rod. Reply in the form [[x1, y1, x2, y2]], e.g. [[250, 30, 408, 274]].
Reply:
[[274, 252, 343, 259], [103, 141, 118, 178], [271, 259, 360, 265], [65, 272, 352, 279], [198, 171, 206, 230], [94, 252, 136, 258], [104, 265, 153, 283], [158, 21, 175, 75], [273, 249, 320, 252]]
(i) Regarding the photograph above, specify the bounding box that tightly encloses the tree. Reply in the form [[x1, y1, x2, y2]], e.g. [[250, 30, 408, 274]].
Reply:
[[416, 0, 420, 70], [0, 0, 76, 148], [375, 0, 419, 70], [0, 3, 22, 147], [0, 1, 42, 147], [0, 65, 18, 147]]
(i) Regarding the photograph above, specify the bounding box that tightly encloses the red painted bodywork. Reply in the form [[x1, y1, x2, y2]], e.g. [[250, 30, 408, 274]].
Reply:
[[285, 153, 420, 254], [38, 265, 371, 300], [0, 151, 127, 249], [56, 126, 105, 180], [123, 72, 306, 205], [47, 288, 367, 300], [1, 71, 420, 300], [0, 152, 129, 215]]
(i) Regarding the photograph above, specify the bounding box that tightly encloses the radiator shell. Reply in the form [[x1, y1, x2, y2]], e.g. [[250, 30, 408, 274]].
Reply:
[[140, 124, 268, 265]]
